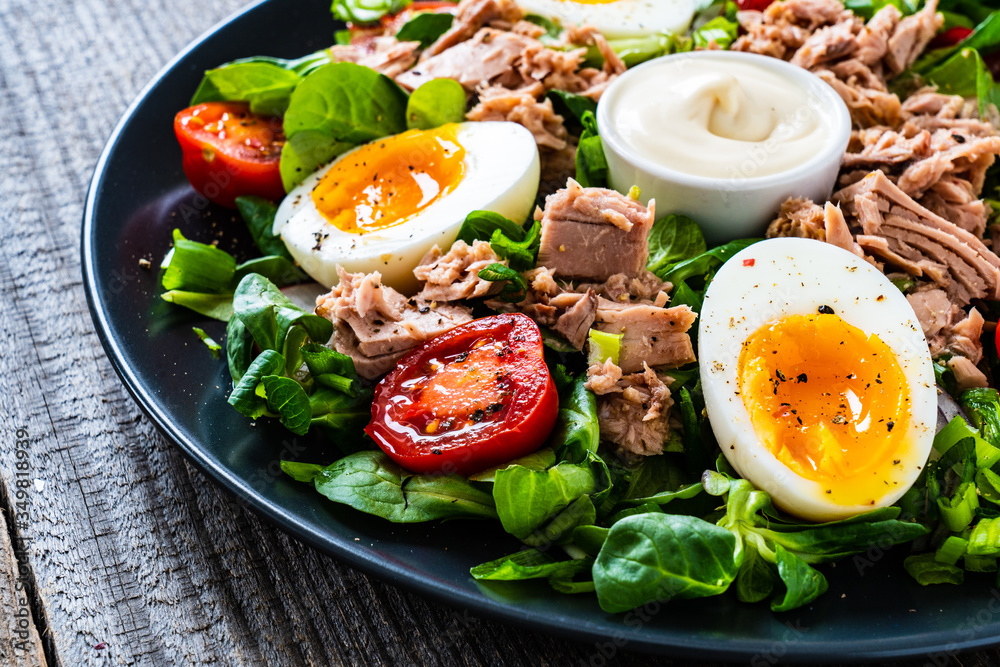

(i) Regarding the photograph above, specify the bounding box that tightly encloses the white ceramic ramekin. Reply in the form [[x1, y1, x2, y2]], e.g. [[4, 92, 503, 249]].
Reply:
[[597, 51, 852, 245]]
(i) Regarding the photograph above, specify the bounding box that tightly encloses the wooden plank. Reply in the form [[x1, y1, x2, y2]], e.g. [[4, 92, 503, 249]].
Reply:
[[0, 0, 996, 665], [0, 496, 47, 667]]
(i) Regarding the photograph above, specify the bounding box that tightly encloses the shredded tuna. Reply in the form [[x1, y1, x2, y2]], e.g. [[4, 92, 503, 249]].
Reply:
[[832, 171, 1000, 306], [414, 240, 504, 302], [467, 85, 570, 150], [594, 299, 697, 373], [591, 362, 674, 458], [421, 0, 523, 59], [329, 37, 421, 79], [573, 271, 670, 305], [316, 267, 472, 379], [766, 199, 865, 257], [536, 180, 655, 281]]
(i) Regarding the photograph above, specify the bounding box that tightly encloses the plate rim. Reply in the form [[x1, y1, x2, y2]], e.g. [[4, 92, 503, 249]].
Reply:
[[79, 1, 1000, 660]]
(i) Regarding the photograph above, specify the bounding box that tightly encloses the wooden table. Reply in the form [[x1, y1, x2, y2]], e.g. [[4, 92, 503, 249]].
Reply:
[[0, 0, 998, 665]]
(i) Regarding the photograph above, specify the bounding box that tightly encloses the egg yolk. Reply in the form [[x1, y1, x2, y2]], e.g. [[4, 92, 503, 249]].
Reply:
[[737, 313, 912, 507], [311, 124, 466, 233]]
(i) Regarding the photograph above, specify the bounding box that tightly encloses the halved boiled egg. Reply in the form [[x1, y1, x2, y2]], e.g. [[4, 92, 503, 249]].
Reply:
[[516, 0, 696, 40], [699, 238, 936, 522], [274, 121, 540, 293]]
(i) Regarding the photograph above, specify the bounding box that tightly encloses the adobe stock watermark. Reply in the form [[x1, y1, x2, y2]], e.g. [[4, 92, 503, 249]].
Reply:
[[10, 426, 35, 654]]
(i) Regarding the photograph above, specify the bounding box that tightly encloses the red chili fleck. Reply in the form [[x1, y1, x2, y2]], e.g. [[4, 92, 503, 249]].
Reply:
[[743, 258, 756, 267], [94, 643, 107, 650]]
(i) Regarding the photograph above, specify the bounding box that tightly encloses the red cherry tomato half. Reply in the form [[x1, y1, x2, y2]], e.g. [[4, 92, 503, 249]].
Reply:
[[173, 102, 286, 208], [365, 313, 559, 476], [736, 0, 775, 10], [930, 26, 974, 50]]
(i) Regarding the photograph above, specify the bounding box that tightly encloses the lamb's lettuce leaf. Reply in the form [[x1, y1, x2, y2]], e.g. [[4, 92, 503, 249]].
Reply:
[[405, 78, 467, 130], [308, 450, 498, 522]]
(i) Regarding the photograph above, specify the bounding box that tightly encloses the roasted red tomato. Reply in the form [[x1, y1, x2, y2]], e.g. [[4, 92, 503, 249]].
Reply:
[[930, 26, 973, 50], [736, 0, 774, 10], [366, 313, 558, 476], [174, 102, 285, 208]]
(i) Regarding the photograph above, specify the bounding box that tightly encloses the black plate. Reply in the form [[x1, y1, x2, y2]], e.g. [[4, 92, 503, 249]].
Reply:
[[82, 0, 1000, 660]]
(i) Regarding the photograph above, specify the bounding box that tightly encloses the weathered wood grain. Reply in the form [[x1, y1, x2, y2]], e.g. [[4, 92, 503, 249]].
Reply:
[[1, 0, 1000, 665]]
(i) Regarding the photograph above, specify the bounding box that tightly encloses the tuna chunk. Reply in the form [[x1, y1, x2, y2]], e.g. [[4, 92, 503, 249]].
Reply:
[[329, 37, 421, 79], [414, 240, 504, 302], [316, 267, 471, 379], [586, 360, 674, 458], [467, 84, 569, 150], [397, 28, 535, 91], [421, 0, 523, 59], [906, 288, 986, 365], [883, 0, 941, 74], [573, 271, 670, 305], [536, 180, 655, 282], [833, 171, 1000, 306], [594, 299, 697, 373], [766, 198, 864, 257]]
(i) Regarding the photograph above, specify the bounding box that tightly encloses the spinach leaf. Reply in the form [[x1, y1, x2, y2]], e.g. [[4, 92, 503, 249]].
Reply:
[[477, 263, 528, 302], [279, 130, 355, 192], [312, 450, 498, 522], [471, 548, 592, 581], [162, 229, 236, 293], [490, 221, 541, 272], [227, 315, 254, 383], [546, 90, 597, 129], [228, 349, 285, 419], [735, 545, 776, 604], [961, 388, 1000, 448], [456, 210, 527, 245], [160, 291, 234, 321], [770, 545, 828, 612], [593, 514, 739, 613], [494, 461, 599, 540], [190, 61, 301, 115], [656, 238, 760, 284], [646, 215, 708, 277], [280, 62, 408, 189], [235, 196, 293, 260], [309, 387, 374, 445], [405, 78, 467, 130], [550, 377, 599, 464], [284, 62, 408, 143], [924, 47, 1000, 116], [332, 0, 411, 23], [576, 111, 608, 188], [261, 375, 312, 435], [904, 553, 965, 585], [234, 256, 308, 287], [467, 447, 557, 483], [231, 273, 332, 353], [396, 12, 455, 47]]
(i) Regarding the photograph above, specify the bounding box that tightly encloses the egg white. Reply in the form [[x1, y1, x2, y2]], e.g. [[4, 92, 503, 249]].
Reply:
[[698, 238, 936, 522], [516, 0, 696, 40], [273, 121, 540, 293]]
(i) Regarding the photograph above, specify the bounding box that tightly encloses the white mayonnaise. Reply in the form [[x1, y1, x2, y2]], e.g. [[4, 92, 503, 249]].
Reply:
[[602, 57, 836, 180]]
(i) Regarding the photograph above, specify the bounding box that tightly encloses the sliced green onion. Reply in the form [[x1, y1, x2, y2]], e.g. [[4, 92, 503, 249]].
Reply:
[[934, 416, 980, 455], [161, 229, 236, 293], [935, 536, 968, 565], [968, 517, 1000, 556], [587, 329, 623, 366], [904, 553, 964, 586], [938, 481, 980, 532]]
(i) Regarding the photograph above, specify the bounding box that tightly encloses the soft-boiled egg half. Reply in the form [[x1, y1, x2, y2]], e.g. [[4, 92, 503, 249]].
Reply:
[[516, 0, 696, 40], [699, 238, 936, 522], [273, 122, 539, 293]]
